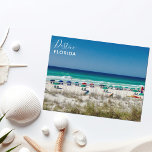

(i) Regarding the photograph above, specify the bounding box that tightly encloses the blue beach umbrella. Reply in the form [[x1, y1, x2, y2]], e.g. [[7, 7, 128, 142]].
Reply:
[[58, 80, 64, 85], [50, 79, 55, 84], [58, 80, 63, 82], [67, 81, 72, 85], [50, 79, 55, 82]]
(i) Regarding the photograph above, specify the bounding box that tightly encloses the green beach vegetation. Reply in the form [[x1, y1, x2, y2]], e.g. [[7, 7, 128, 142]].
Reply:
[[0, 113, 21, 151], [43, 88, 142, 122]]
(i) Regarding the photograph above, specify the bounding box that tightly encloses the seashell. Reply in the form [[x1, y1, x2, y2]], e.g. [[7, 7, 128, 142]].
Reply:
[[73, 130, 87, 147], [1, 86, 41, 125], [54, 114, 68, 130], [19, 147, 30, 152], [11, 41, 20, 52], [41, 126, 49, 135], [0, 128, 15, 144]]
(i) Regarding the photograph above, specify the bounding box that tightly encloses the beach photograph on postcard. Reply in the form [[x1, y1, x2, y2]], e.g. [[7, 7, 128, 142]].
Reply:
[[43, 36, 149, 121]]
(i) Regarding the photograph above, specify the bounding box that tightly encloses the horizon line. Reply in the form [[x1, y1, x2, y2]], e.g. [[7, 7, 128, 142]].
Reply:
[[48, 65, 145, 80]]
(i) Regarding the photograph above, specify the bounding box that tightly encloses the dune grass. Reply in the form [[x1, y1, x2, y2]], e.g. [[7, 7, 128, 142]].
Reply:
[[43, 89, 142, 121]]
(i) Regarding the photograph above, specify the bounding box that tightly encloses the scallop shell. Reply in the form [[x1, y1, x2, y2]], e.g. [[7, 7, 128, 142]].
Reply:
[[19, 147, 30, 152], [1, 86, 41, 125], [73, 130, 87, 147], [54, 114, 68, 130], [0, 128, 15, 144]]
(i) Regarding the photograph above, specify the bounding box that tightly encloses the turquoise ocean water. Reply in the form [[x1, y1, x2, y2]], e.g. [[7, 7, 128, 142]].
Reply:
[[47, 66, 145, 88]]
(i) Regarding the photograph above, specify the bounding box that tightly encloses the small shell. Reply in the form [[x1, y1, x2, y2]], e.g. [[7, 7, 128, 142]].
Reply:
[[73, 130, 87, 147], [11, 41, 20, 51], [19, 147, 30, 152], [41, 126, 49, 135], [0, 128, 15, 144], [54, 115, 68, 130], [1, 86, 41, 125]]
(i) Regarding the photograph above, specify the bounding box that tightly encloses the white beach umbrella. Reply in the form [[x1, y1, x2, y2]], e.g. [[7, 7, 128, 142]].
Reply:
[[0, 28, 27, 85]]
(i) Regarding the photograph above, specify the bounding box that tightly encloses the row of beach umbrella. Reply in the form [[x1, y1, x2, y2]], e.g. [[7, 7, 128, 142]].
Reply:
[[50, 80, 94, 86], [50, 79, 144, 94]]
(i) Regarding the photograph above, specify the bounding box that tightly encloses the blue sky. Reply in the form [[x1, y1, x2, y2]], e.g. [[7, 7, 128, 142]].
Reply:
[[49, 36, 149, 78]]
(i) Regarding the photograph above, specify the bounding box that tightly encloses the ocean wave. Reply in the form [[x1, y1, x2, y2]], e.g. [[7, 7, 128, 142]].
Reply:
[[47, 75, 72, 80]]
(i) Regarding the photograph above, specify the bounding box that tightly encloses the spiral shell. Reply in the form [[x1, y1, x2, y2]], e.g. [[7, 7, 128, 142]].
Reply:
[[1, 86, 41, 125]]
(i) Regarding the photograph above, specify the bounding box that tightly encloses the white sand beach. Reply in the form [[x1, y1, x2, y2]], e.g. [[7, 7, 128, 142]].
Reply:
[[44, 80, 143, 121]]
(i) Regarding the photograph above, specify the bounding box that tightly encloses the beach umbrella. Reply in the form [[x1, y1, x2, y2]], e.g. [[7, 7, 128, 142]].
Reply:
[[109, 85, 113, 88], [103, 87, 108, 90], [81, 85, 86, 87], [53, 82, 60, 89], [99, 84, 106, 88], [82, 82, 87, 85], [53, 82, 60, 85], [130, 88, 135, 90], [75, 82, 79, 86], [139, 93, 144, 96], [90, 83, 94, 85], [119, 86, 123, 90], [90, 83, 94, 87], [50, 79, 55, 82], [58, 80, 63, 82], [67, 81, 72, 85], [133, 90, 138, 92], [0, 28, 27, 85], [58, 80, 63, 84], [124, 87, 128, 90], [114, 86, 119, 88]]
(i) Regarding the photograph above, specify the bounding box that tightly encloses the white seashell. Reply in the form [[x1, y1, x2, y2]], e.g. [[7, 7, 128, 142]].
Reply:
[[19, 147, 30, 152], [1, 86, 41, 125], [54, 114, 68, 130], [73, 130, 87, 147], [0, 128, 15, 144], [41, 126, 49, 135], [11, 41, 20, 51]]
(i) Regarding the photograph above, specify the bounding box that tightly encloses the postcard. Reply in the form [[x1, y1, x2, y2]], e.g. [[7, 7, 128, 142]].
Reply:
[[43, 36, 150, 121]]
